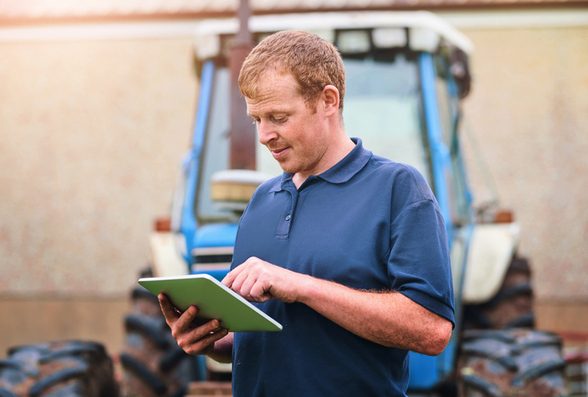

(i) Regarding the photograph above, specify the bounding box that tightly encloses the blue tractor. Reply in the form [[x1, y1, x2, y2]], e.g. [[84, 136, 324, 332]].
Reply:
[[120, 10, 568, 397]]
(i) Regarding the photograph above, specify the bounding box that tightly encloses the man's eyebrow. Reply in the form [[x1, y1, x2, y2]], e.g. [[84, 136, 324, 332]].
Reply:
[[247, 110, 289, 118]]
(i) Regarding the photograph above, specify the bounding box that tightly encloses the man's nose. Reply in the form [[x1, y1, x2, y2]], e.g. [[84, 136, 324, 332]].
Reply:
[[257, 121, 277, 145]]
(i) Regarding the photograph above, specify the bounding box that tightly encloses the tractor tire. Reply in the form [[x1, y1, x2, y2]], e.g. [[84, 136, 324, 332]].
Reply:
[[0, 340, 119, 397], [120, 284, 197, 397], [457, 329, 568, 397], [463, 256, 535, 330]]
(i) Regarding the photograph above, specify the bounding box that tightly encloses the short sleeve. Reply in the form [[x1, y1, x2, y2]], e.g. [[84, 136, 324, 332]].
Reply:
[[388, 196, 455, 327]]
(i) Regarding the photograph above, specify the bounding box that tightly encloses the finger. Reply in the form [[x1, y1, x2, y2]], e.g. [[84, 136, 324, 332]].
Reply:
[[228, 270, 244, 293], [181, 327, 229, 355], [250, 280, 272, 303], [223, 256, 261, 287], [238, 270, 262, 300], [182, 320, 226, 348], [172, 316, 222, 344], [187, 324, 227, 345], [222, 262, 246, 287], [175, 306, 204, 331], [158, 293, 179, 322]]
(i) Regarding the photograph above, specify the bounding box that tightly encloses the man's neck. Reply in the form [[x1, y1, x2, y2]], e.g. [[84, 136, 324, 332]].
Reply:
[[292, 135, 355, 189]]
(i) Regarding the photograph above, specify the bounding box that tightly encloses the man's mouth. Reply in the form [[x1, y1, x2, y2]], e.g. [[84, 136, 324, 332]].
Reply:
[[270, 147, 288, 159]]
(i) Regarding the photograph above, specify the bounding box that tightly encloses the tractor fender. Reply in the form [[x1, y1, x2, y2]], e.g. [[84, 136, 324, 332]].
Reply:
[[462, 222, 521, 304], [149, 232, 189, 277]]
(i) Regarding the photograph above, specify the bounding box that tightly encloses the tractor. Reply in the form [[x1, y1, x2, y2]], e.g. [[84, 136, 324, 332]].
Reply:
[[119, 9, 567, 397]]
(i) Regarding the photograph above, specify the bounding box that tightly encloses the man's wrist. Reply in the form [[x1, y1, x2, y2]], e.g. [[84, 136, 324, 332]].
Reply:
[[206, 332, 233, 363], [296, 274, 325, 305]]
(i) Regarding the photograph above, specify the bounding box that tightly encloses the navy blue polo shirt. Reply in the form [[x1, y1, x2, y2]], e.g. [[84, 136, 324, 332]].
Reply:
[[230, 138, 454, 397]]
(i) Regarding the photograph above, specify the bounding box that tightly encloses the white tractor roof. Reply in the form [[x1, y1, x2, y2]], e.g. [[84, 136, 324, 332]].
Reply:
[[193, 11, 474, 60]]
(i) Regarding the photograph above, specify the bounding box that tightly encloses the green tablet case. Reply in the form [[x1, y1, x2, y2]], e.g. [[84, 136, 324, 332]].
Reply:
[[138, 274, 282, 332]]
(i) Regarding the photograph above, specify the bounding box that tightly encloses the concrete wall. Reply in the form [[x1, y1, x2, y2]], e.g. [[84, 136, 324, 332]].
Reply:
[[458, 25, 588, 303], [0, 38, 197, 297], [0, 36, 197, 356], [0, 12, 587, 357]]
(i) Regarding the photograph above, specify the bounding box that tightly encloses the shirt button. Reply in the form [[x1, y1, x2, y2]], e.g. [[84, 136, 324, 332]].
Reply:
[[285, 215, 291, 221]]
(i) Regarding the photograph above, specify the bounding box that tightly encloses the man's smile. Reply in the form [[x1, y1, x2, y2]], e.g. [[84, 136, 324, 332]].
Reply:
[[269, 146, 289, 159]]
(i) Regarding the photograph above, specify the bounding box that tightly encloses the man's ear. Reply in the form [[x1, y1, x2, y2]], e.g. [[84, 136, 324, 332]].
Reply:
[[321, 85, 340, 117]]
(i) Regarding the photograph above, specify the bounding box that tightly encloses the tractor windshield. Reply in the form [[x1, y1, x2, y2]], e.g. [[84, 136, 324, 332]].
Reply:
[[196, 53, 429, 222], [343, 53, 430, 182]]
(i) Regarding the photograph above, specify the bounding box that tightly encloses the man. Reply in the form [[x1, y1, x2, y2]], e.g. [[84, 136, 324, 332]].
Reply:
[[159, 30, 454, 396]]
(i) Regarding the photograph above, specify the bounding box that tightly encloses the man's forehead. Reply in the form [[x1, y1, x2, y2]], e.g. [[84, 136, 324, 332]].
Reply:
[[245, 97, 293, 116], [245, 71, 300, 108]]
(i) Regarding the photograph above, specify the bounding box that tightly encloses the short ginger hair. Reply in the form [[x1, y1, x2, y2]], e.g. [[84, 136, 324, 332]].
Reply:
[[238, 30, 346, 110]]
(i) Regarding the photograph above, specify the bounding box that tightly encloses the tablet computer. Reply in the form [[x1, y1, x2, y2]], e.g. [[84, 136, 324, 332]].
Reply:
[[138, 273, 282, 332]]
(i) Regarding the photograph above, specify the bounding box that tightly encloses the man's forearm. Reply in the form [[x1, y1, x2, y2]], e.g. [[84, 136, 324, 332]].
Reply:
[[223, 258, 452, 355], [297, 275, 452, 356]]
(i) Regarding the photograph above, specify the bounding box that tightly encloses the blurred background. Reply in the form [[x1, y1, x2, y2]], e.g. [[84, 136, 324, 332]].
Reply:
[[0, 0, 587, 358]]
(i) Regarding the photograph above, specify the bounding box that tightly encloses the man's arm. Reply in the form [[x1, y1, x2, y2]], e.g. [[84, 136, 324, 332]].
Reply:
[[223, 257, 452, 356], [158, 293, 233, 362]]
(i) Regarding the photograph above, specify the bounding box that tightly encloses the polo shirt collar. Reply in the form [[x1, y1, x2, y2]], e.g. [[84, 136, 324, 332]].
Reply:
[[269, 137, 371, 193]]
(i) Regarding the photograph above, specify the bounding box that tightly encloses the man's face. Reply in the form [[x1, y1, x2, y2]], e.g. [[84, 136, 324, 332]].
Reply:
[[245, 71, 332, 179]]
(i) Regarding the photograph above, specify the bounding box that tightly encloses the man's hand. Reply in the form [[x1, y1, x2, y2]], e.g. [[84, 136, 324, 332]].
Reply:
[[158, 293, 229, 356], [222, 257, 308, 303]]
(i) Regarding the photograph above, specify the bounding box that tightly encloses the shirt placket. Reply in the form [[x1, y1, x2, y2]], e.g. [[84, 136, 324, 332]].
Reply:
[[275, 185, 298, 239]]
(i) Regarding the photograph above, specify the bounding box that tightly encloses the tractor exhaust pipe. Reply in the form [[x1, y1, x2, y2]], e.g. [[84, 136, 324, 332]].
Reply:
[[229, 0, 256, 170]]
